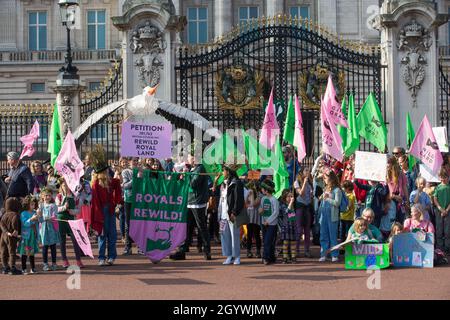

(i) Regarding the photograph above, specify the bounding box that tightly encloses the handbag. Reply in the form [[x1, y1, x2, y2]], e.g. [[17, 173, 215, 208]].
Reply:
[[235, 207, 250, 227]]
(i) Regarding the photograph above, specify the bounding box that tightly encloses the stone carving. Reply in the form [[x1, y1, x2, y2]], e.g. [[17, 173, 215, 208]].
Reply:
[[397, 19, 431, 107], [130, 21, 166, 88], [215, 57, 264, 118], [298, 61, 345, 110], [123, 0, 176, 15], [60, 95, 72, 136]]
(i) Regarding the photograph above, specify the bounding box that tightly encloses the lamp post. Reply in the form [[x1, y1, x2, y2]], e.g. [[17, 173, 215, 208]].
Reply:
[[58, 0, 79, 79]]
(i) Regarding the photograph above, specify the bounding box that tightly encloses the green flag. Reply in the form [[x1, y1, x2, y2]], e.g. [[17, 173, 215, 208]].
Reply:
[[47, 103, 62, 167], [344, 94, 359, 157], [282, 95, 295, 145], [242, 129, 272, 170], [406, 113, 417, 171], [338, 94, 348, 149], [273, 140, 289, 199], [356, 93, 388, 152]]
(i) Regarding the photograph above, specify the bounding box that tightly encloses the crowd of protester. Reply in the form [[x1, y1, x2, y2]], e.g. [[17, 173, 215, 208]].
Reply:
[[1, 145, 449, 274]]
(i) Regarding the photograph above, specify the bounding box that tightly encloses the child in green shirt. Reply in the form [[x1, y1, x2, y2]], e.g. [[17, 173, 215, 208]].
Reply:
[[433, 168, 450, 254]]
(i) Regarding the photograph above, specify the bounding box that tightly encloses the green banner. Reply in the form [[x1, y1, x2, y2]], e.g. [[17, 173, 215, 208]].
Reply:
[[345, 243, 390, 270]]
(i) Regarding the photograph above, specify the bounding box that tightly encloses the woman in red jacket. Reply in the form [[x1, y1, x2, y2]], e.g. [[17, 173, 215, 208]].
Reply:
[[90, 146, 122, 266]]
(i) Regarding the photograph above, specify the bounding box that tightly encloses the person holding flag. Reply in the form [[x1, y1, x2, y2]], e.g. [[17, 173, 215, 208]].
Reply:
[[5, 151, 35, 199]]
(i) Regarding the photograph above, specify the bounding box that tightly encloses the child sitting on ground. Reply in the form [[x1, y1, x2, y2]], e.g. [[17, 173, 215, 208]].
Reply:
[[346, 218, 377, 243], [388, 222, 404, 262]]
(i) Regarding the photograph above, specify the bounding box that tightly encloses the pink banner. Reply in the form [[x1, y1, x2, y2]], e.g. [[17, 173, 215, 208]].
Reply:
[[323, 76, 348, 128], [321, 99, 344, 162], [259, 88, 280, 150], [293, 95, 307, 162], [54, 130, 85, 195], [409, 115, 443, 175], [68, 219, 94, 259], [19, 120, 40, 159], [120, 121, 173, 159]]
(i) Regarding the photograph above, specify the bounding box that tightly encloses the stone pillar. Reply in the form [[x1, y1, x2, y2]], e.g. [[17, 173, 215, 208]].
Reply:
[[53, 77, 85, 139], [374, 0, 448, 150], [318, 0, 338, 32], [214, 0, 232, 38], [266, 0, 284, 18]]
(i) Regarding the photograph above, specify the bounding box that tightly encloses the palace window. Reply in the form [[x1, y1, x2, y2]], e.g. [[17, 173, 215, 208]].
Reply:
[[30, 82, 45, 93], [87, 10, 106, 49], [29, 12, 47, 51], [289, 6, 310, 20], [239, 6, 259, 26], [187, 7, 208, 44]]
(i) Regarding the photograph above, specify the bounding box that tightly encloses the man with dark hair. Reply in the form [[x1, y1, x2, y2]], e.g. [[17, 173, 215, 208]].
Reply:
[[4, 151, 34, 199]]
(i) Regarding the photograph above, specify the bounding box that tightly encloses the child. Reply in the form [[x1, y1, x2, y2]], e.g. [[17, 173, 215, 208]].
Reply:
[[279, 190, 298, 263], [245, 181, 262, 258], [0, 197, 22, 275], [380, 195, 397, 242], [56, 178, 84, 269], [18, 196, 40, 274], [433, 169, 450, 254], [340, 180, 356, 241], [346, 218, 376, 243], [258, 179, 279, 265], [409, 177, 432, 221], [38, 188, 61, 271], [403, 204, 435, 233], [388, 222, 404, 261]]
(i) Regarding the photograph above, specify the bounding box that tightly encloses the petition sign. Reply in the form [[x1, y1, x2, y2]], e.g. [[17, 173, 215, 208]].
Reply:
[[121, 121, 172, 159]]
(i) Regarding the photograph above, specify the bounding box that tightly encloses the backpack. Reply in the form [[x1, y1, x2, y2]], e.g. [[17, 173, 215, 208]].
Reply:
[[339, 189, 349, 213]]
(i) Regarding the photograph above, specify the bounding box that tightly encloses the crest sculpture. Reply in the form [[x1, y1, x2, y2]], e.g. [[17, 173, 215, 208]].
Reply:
[[130, 21, 167, 88], [298, 62, 345, 110], [215, 57, 264, 118]]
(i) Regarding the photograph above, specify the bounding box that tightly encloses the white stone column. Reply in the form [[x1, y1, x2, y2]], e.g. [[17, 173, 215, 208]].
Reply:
[[318, 0, 337, 32], [376, 1, 448, 150], [214, 0, 232, 38], [266, 0, 284, 18]]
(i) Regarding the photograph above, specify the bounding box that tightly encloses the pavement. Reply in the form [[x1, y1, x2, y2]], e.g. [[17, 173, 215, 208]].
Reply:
[[1, 239, 450, 300]]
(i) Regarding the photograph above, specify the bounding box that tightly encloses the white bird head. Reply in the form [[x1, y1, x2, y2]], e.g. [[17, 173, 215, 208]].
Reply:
[[143, 84, 159, 97]]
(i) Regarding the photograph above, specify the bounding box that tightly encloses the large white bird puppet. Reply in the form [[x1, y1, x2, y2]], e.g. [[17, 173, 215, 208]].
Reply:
[[73, 85, 214, 146]]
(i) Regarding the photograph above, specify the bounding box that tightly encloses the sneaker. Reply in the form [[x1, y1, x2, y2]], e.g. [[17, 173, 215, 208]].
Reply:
[[223, 257, 233, 265], [204, 253, 212, 261], [169, 252, 186, 260], [21, 269, 28, 275], [319, 257, 326, 262], [30, 269, 38, 274], [331, 257, 339, 262], [76, 260, 85, 269], [2, 267, 11, 275], [137, 249, 145, 255], [233, 258, 241, 265], [62, 259, 70, 268], [247, 252, 253, 258], [263, 259, 270, 265], [98, 259, 107, 266], [9, 267, 22, 275], [107, 258, 115, 266], [43, 263, 50, 271], [51, 264, 58, 271], [122, 249, 132, 256]]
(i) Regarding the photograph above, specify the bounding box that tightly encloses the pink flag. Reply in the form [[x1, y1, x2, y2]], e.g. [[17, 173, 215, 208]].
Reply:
[[68, 219, 94, 259], [19, 120, 40, 159], [54, 130, 85, 195], [323, 76, 348, 128], [321, 99, 344, 162], [293, 95, 307, 162], [409, 115, 443, 175], [259, 88, 280, 150]]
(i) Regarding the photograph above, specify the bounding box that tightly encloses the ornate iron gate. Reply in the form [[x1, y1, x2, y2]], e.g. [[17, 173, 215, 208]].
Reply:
[[175, 16, 386, 165], [439, 64, 450, 130]]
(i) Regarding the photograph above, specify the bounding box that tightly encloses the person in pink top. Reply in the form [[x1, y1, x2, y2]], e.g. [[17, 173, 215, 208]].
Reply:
[[403, 204, 435, 234]]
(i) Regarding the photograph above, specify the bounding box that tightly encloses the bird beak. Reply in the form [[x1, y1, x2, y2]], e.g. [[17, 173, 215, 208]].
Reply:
[[147, 84, 159, 95]]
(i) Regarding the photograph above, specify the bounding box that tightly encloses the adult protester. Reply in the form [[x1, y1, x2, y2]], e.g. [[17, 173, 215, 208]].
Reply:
[[294, 168, 314, 258], [122, 157, 138, 255], [218, 165, 245, 265], [5, 151, 34, 199], [392, 146, 406, 160], [348, 208, 383, 242], [398, 155, 416, 194], [403, 204, 435, 234], [386, 157, 409, 224], [31, 160, 48, 195], [170, 154, 211, 261], [283, 146, 300, 188], [83, 153, 94, 182]]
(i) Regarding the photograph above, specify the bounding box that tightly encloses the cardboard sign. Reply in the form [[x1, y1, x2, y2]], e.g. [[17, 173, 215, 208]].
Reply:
[[419, 164, 441, 183], [345, 243, 390, 270], [432, 127, 449, 153], [247, 170, 261, 180], [354, 151, 387, 182], [121, 121, 172, 159], [392, 232, 434, 268]]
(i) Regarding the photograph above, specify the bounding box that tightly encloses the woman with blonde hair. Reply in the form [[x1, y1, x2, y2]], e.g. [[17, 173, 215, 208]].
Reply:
[[386, 156, 409, 223], [90, 146, 122, 266], [403, 204, 435, 234]]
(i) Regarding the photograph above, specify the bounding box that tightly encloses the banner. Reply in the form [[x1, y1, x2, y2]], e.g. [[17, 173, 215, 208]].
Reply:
[[356, 93, 387, 152], [19, 120, 40, 159], [259, 88, 280, 150], [393, 232, 434, 268], [54, 130, 84, 195], [345, 243, 390, 270], [432, 127, 449, 153], [130, 169, 191, 263], [409, 115, 443, 175], [419, 164, 441, 183], [48, 103, 62, 167], [354, 151, 387, 182], [323, 75, 348, 128], [121, 121, 172, 159], [68, 219, 94, 259], [293, 95, 307, 162], [321, 100, 344, 162]]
